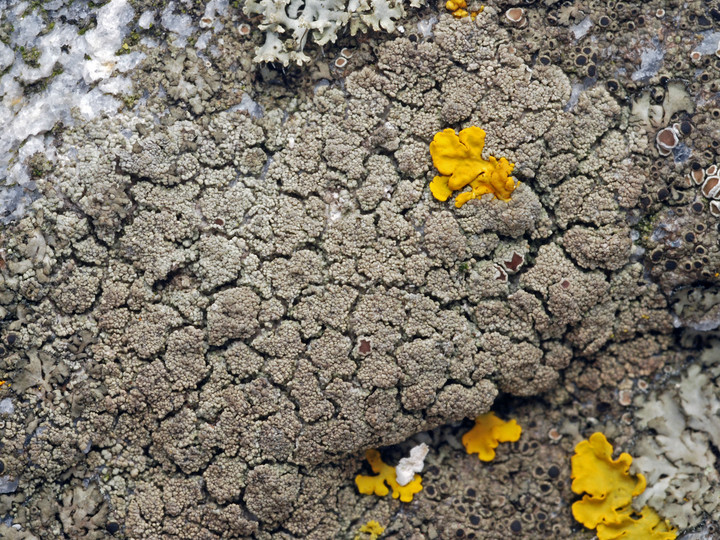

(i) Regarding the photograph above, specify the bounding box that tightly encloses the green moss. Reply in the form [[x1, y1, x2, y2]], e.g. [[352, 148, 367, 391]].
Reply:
[[20, 46, 42, 68], [116, 30, 141, 55], [27, 152, 53, 178], [121, 93, 141, 109], [634, 214, 659, 250], [0, 21, 14, 45]]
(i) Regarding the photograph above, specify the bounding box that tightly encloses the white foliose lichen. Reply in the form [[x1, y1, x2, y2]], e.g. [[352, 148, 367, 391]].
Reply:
[[631, 340, 720, 530], [243, 0, 423, 65], [395, 442, 429, 486]]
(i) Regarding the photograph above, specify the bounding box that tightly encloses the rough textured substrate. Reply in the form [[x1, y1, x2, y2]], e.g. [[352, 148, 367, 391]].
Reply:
[[1, 0, 720, 538]]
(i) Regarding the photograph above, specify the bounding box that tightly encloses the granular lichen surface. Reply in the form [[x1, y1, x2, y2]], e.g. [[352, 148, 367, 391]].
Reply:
[[1, 0, 719, 538]]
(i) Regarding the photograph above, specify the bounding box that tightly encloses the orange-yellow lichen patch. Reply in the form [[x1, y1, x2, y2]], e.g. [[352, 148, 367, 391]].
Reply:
[[445, 0, 483, 18], [571, 432, 647, 529], [462, 412, 522, 461], [355, 449, 423, 503], [571, 432, 677, 540], [354, 520, 385, 540], [596, 507, 677, 540], [429, 127, 516, 208]]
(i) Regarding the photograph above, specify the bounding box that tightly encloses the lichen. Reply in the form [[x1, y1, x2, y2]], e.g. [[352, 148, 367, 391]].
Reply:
[[429, 127, 517, 207], [355, 449, 423, 503], [462, 412, 522, 461], [571, 433, 677, 540]]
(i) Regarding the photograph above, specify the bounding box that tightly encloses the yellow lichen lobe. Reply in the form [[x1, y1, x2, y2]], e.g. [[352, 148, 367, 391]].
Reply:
[[571, 432, 646, 528], [429, 127, 516, 207], [571, 432, 677, 540], [462, 412, 522, 461], [355, 449, 423, 503], [596, 507, 677, 540], [355, 520, 385, 540], [445, 0, 483, 18]]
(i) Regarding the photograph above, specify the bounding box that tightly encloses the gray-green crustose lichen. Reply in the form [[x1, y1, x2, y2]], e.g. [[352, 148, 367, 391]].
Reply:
[[2, 1, 720, 538]]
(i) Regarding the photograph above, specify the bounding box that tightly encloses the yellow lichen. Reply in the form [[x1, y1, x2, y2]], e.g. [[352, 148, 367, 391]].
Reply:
[[462, 412, 522, 461], [429, 127, 516, 208], [355, 449, 423, 503], [571, 433, 677, 540], [596, 507, 677, 540], [354, 520, 385, 540], [571, 432, 646, 528], [444, 0, 483, 18]]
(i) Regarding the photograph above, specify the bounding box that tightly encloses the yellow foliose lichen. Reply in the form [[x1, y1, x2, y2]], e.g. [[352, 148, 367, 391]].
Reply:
[[571, 432, 647, 528], [596, 507, 677, 540], [354, 520, 385, 540], [444, 0, 483, 18], [355, 449, 423, 503], [429, 127, 516, 208], [462, 412, 522, 461], [571, 432, 677, 540]]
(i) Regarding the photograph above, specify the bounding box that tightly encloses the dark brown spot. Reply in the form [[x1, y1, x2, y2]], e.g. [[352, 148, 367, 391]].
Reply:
[[358, 339, 371, 354], [657, 128, 678, 149], [214, 218, 224, 226], [665, 260, 678, 270], [560, 279, 570, 289], [702, 176, 720, 197], [504, 252, 524, 272]]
